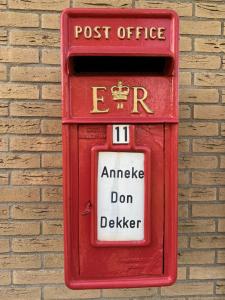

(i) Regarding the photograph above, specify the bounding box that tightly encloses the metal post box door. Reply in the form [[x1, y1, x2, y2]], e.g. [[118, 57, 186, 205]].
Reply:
[[61, 8, 179, 289], [78, 123, 164, 278]]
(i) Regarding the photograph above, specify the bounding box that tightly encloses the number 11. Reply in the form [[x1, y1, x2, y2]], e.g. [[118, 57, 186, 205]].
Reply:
[[113, 125, 129, 144]]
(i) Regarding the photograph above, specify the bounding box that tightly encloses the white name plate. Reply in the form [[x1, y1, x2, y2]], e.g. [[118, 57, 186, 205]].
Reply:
[[97, 152, 145, 241]]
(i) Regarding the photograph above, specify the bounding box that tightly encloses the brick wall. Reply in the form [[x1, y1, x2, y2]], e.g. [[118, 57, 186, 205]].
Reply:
[[0, 0, 225, 299]]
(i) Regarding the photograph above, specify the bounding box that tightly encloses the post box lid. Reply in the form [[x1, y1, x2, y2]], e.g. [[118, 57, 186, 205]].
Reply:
[[61, 8, 179, 124], [61, 8, 179, 57]]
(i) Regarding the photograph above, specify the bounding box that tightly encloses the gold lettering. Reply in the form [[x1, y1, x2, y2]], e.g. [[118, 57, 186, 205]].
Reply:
[[132, 87, 154, 114], [144, 27, 148, 40], [84, 26, 92, 39], [117, 27, 126, 39], [93, 26, 101, 39], [136, 27, 143, 39], [102, 26, 111, 39], [149, 27, 157, 40], [127, 27, 134, 39], [158, 27, 166, 40], [91, 87, 109, 113], [74, 26, 166, 41], [74, 26, 82, 38]]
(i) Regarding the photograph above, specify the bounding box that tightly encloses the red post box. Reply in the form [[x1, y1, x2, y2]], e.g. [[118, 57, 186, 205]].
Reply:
[[61, 8, 179, 289]]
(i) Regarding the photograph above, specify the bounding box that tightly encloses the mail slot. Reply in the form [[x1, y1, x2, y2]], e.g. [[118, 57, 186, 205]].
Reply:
[[61, 8, 179, 289]]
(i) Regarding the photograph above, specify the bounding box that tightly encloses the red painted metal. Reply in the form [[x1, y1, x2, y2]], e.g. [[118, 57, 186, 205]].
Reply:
[[91, 125, 151, 247], [61, 8, 179, 289]]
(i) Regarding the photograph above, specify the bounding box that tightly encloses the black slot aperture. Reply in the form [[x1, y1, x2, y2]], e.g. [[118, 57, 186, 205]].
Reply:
[[69, 56, 173, 75]]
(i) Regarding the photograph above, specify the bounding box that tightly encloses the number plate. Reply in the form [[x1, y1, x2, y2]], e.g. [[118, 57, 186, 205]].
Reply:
[[113, 125, 129, 144]]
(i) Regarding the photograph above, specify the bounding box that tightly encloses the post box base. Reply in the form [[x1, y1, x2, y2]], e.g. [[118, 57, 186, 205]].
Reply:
[[65, 274, 177, 290]]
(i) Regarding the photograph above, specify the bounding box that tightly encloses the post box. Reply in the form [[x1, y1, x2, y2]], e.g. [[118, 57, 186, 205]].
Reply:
[[61, 8, 179, 289]]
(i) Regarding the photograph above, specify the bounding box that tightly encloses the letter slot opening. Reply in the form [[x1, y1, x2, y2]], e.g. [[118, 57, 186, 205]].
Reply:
[[68, 56, 174, 75]]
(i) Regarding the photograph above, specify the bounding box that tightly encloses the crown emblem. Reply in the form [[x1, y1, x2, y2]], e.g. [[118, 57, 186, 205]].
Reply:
[[111, 81, 130, 109]]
